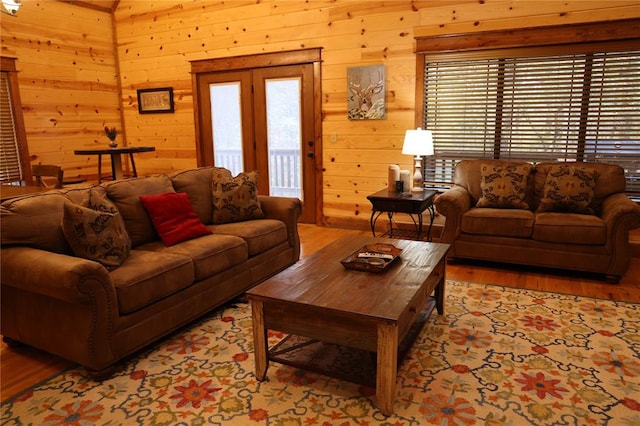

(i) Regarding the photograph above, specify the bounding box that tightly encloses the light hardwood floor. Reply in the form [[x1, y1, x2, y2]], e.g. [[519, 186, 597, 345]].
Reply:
[[2, 224, 639, 401]]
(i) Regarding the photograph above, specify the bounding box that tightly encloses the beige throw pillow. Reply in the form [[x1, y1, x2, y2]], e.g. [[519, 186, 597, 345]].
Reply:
[[476, 163, 532, 209], [537, 164, 599, 214], [211, 169, 264, 224]]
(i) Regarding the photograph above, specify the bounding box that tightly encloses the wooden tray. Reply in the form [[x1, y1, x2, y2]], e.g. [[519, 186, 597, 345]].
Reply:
[[341, 243, 402, 273]]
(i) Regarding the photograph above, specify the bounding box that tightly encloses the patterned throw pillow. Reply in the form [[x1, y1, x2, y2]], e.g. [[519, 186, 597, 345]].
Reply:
[[211, 169, 264, 224], [61, 189, 131, 270], [476, 163, 532, 209], [537, 164, 599, 214], [83, 187, 119, 215]]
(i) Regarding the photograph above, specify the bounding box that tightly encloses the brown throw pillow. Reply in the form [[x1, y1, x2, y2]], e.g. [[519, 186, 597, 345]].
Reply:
[[82, 187, 120, 215], [211, 169, 264, 224], [61, 189, 131, 270], [537, 164, 599, 214], [476, 163, 532, 209]]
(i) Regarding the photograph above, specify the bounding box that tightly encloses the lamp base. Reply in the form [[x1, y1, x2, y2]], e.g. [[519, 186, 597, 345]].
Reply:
[[412, 157, 424, 192]]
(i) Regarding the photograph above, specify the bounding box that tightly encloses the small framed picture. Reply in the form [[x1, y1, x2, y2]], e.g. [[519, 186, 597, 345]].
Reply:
[[137, 87, 174, 114]]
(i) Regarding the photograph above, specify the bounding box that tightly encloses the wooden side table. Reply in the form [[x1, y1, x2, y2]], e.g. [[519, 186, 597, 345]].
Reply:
[[367, 188, 437, 241]]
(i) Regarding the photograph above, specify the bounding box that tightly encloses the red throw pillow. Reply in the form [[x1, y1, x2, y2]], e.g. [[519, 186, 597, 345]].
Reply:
[[139, 192, 212, 246]]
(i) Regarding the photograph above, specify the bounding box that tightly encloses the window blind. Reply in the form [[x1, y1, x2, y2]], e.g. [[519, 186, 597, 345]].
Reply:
[[0, 71, 23, 183], [422, 49, 640, 194]]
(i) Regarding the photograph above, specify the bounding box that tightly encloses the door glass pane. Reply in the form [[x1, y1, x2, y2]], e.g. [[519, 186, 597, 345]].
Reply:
[[210, 83, 243, 175], [265, 78, 302, 199]]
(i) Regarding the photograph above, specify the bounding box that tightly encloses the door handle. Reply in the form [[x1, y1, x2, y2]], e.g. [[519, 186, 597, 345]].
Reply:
[[307, 151, 314, 158]]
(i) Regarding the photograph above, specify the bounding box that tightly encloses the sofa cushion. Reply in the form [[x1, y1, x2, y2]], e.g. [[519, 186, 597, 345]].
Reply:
[[461, 207, 534, 238], [211, 169, 264, 224], [0, 192, 72, 254], [209, 219, 288, 256], [139, 192, 212, 246], [61, 189, 131, 270], [136, 234, 248, 281], [533, 212, 606, 245], [169, 166, 216, 225], [110, 250, 195, 315], [476, 162, 532, 209], [536, 164, 599, 214], [103, 175, 175, 247]]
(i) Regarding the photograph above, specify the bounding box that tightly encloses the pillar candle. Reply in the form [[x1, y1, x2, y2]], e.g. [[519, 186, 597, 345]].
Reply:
[[400, 170, 411, 193], [388, 165, 400, 190]]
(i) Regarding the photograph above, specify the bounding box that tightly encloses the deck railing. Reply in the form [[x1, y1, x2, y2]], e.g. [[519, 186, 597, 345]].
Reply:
[[215, 148, 301, 197]]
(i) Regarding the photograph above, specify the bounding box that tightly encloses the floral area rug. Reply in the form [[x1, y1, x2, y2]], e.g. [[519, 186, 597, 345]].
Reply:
[[2, 280, 639, 425]]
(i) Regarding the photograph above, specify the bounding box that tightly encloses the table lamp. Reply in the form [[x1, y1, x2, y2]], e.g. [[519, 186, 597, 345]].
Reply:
[[402, 127, 434, 192], [1, 0, 21, 16]]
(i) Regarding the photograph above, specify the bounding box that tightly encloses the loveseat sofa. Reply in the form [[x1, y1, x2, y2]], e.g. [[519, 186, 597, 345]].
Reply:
[[434, 159, 640, 282], [1, 166, 301, 377]]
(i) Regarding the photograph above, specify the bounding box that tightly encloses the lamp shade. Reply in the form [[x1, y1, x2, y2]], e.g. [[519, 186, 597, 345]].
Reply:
[[402, 127, 434, 156], [2, 0, 21, 15]]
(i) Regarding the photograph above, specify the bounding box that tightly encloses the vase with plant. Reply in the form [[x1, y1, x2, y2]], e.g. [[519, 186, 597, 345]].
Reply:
[[104, 126, 118, 148]]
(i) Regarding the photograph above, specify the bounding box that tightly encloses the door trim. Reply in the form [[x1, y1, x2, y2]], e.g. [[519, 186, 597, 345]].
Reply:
[[191, 48, 322, 73], [190, 48, 323, 225]]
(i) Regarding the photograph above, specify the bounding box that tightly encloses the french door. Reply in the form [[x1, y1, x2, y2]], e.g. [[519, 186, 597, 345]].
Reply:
[[194, 51, 320, 224]]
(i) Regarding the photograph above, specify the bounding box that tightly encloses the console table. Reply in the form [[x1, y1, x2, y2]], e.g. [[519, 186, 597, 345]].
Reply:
[[74, 146, 155, 183], [1, 184, 51, 202], [367, 188, 437, 241]]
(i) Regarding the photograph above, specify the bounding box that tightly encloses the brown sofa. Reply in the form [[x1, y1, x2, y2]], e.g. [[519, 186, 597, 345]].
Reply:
[[1, 166, 301, 377], [434, 160, 640, 282]]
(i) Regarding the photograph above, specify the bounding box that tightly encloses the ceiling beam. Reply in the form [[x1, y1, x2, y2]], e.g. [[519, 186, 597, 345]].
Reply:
[[57, 0, 115, 13]]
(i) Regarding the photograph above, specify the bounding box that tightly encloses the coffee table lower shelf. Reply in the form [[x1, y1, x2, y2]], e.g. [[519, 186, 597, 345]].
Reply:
[[266, 298, 436, 389]]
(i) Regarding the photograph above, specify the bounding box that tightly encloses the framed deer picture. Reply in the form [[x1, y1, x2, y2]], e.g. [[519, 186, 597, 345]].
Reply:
[[347, 64, 385, 120]]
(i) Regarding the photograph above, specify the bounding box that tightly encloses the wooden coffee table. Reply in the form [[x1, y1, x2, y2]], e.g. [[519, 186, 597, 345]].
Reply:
[[246, 234, 449, 415]]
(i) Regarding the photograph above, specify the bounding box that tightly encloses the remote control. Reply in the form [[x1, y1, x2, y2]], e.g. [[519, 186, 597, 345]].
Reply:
[[357, 252, 394, 260]]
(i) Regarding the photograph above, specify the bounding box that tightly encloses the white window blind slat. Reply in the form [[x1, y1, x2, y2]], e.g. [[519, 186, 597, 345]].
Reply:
[[0, 71, 23, 183], [423, 50, 640, 193]]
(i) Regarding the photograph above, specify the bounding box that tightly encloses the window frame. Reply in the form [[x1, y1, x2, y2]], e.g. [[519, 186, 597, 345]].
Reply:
[[1, 56, 31, 184], [414, 19, 640, 193]]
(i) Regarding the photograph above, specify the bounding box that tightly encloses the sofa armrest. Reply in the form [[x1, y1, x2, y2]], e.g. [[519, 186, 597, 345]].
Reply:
[[601, 193, 640, 239], [1, 247, 119, 370], [433, 185, 473, 244], [258, 195, 302, 261], [0, 247, 113, 305], [601, 193, 640, 226], [600, 193, 640, 276]]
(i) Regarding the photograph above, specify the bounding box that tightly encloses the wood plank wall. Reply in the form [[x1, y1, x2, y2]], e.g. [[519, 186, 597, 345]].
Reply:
[[1, 1, 120, 182], [2, 1, 639, 227]]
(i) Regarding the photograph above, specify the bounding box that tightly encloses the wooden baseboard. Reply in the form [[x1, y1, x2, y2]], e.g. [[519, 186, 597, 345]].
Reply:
[[632, 240, 640, 258], [630, 228, 640, 258]]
